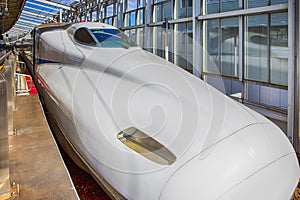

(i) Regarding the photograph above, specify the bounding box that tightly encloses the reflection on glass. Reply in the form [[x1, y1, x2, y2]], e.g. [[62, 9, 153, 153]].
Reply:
[[175, 23, 186, 68], [125, 29, 136, 45], [204, 19, 219, 74], [106, 4, 114, 17], [163, 1, 172, 20], [221, 18, 238, 77], [246, 82, 288, 109], [138, 0, 144, 7], [206, 0, 219, 14], [153, 4, 162, 22], [245, 15, 268, 82], [175, 0, 192, 19], [205, 75, 242, 96], [124, 13, 130, 26], [271, 0, 287, 5], [92, 11, 97, 22], [221, 0, 239, 12], [126, 0, 137, 11], [187, 23, 193, 71], [136, 28, 144, 47], [247, 0, 268, 8], [137, 9, 144, 25], [91, 29, 137, 48], [174, 22, 193, 72], [270, 12, 288, 85], [153, 26, 165, 58], [124, 11, 136, 27], [131, 12, 136, 26]]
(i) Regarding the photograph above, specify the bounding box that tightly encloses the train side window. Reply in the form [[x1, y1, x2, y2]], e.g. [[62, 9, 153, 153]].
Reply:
[[74, 28, 96, 45]]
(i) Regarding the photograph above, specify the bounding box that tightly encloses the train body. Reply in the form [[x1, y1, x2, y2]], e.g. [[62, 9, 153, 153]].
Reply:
[[33, 22, 299, 199]]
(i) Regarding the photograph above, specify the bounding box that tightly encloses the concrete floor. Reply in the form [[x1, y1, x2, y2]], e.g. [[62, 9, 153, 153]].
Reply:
[[8, 95, 78, 199]]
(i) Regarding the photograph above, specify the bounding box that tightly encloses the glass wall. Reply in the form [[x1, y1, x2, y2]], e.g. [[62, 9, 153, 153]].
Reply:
[[174, 22, 193, 72], [152, 0, 172, 23], [245, 14, 268, 83], [202, 0, 288, 109], [124, 0, 145, 27], [270, 12, 288, 85], [174, 0, 192, 19], [245, 13, 288, 86], [103, 3, 117, 25]]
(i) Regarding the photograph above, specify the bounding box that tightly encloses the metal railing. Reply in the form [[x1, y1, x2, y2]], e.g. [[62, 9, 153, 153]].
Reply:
[[0, 51, 19, 199]]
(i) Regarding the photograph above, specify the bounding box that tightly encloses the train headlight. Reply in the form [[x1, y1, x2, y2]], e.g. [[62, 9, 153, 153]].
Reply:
[[117, 127, 176, 165]]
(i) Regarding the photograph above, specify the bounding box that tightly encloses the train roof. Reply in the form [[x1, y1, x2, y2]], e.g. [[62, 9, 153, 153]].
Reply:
[[35, 22, 118, 35], [71, 22, 118, 30]]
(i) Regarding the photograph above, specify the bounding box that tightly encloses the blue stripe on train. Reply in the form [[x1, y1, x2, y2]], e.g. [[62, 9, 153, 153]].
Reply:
[[36, 59, 58, 64]]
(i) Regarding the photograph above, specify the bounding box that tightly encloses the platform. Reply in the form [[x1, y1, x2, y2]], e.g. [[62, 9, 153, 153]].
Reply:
[[8, 94, 79, 199]]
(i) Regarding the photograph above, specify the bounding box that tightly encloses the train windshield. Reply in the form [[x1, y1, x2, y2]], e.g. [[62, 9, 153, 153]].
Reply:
[[91, 29, 137, 48]]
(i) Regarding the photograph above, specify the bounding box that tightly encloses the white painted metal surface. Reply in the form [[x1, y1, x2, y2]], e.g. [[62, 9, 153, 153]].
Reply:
[[34, 22, 299, 200]]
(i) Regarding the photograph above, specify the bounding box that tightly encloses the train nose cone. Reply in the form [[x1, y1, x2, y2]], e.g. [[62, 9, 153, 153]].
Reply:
[[160, 123, 299, 200]]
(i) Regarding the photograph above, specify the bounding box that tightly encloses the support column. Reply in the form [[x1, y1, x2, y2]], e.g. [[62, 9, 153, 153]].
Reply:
[[295, 0, 300, 152], [192, 0, 202, 78], [288, 0, 296, 146]]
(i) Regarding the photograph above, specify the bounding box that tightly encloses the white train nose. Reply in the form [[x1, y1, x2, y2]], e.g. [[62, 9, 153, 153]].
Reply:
[[160, 123, 299, 200]]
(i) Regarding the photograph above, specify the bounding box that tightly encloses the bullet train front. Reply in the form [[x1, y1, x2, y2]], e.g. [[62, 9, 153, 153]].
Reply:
[[33, 22, 300, 200]]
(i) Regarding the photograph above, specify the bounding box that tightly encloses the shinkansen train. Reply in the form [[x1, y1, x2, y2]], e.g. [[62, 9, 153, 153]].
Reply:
[[32, 22, 299, 199]]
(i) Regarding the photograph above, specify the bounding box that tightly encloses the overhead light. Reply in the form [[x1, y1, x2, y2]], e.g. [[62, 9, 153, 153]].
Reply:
[[4, 7, 8, 16], [4, 0, 8, 16]]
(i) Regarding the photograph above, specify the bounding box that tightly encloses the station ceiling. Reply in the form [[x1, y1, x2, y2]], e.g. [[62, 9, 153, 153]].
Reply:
[[4, 0, 75, 40]]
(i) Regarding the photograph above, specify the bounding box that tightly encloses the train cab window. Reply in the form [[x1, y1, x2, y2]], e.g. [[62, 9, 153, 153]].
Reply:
[[117, 127, 176, 165], [90, 28, 137, 48], [74, 28, 96, 45]]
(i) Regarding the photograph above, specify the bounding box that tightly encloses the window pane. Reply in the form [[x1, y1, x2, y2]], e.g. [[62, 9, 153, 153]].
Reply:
[[204, 19, 219, 74], [206, 0, 219, 14], [136, 28, 144, 47], [127, 0, 137, 11], [92, 11, 97, 22], [175, 0, 192, 18], [175, 0, 187, 19], [245, 15, 268, 82], [247, 0, 269, 8], [124, 29, 136, 44], [205, 75, 242, 96], [187, 22, 193, 72], [106, 4, 114, 17], [163, 1, 172, 20], [221, 18, 238, 77], [246, 83, 287, 109], [174, 23, 187, 69], [271, 0, 287, 5], [221, 0, 239, 12], [124, 13, 130, 26], [270, 12, 288, 85], [139, 0, 144, 7], [153, 4, 162, 22], [137, 9, 144, 25], [131, 12, 136, 26], [153, 26, 165, 58]]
